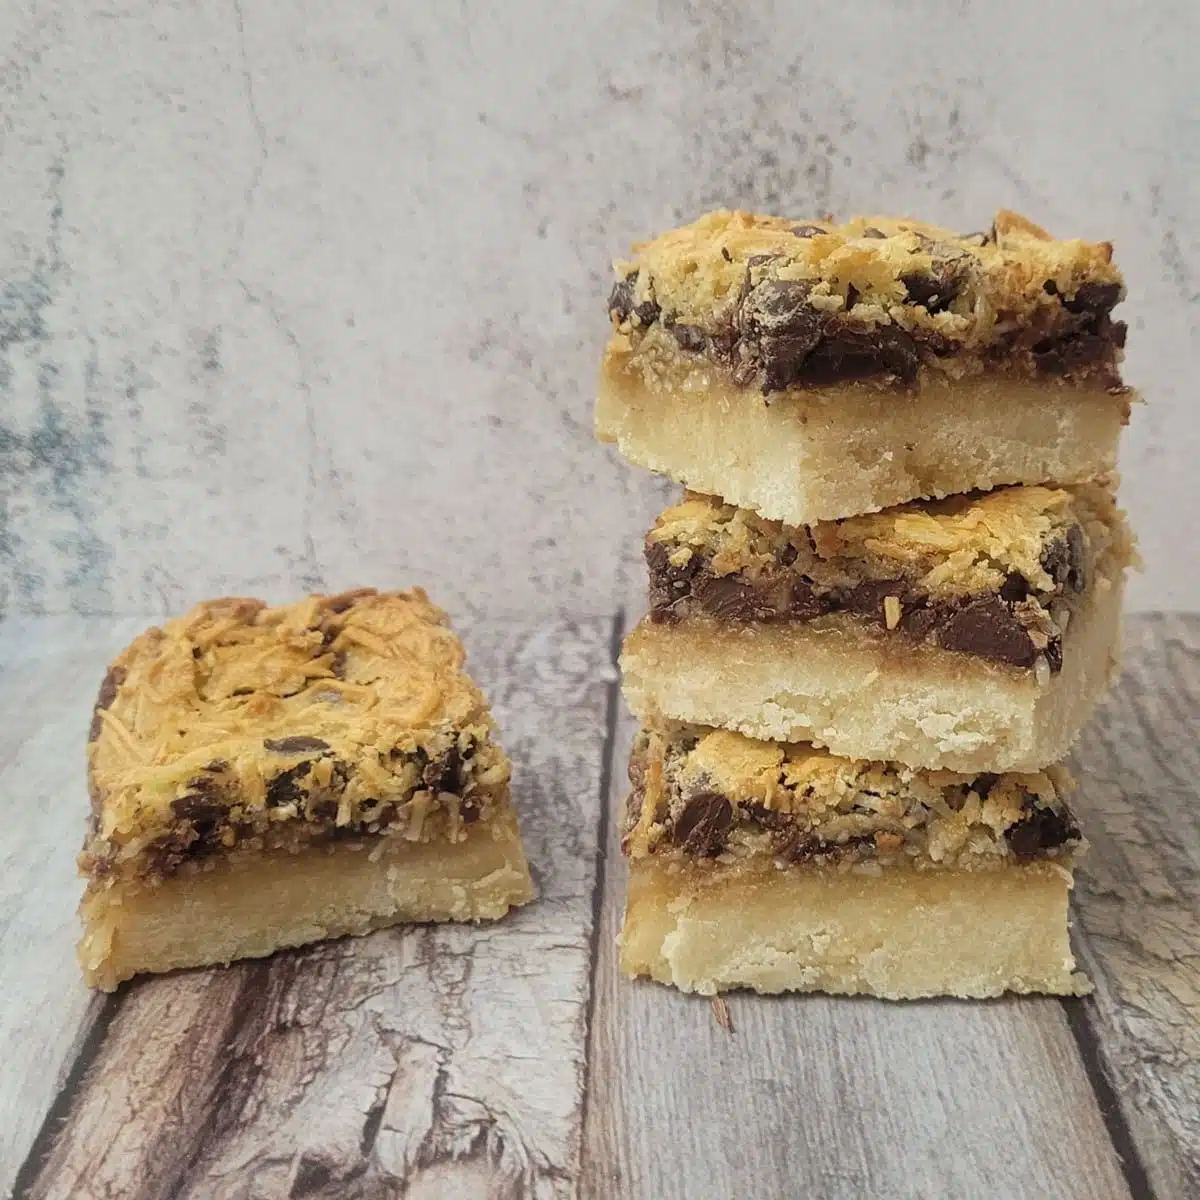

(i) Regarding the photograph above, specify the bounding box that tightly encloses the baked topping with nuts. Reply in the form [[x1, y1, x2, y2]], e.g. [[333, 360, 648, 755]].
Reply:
[[622, 725, 1082, 869], [83, 589, 512, 884], [607, 209, 1127, 393], [646, 482, 1133, 672]]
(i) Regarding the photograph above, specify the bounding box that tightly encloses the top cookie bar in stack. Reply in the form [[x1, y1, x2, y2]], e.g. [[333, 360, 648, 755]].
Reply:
[[596, 209, 1130, 524]]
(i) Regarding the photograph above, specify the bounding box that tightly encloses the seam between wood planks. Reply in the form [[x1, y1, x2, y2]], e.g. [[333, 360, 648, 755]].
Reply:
[[577, 607, 626, 1175], [1062, 998, 1156, 1200], [10, 994, 121, 1199]]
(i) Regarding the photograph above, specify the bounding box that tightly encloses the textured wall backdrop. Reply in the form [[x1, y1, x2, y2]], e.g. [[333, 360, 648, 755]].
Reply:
[[1, 0, 1197, 623]]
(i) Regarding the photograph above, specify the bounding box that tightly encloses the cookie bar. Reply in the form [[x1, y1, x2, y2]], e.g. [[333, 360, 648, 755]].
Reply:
[[623, 484, 1132, 772], [79, 589, 533, 990], [596, 209, 1131, 524], [619, 724, 1088, 998]]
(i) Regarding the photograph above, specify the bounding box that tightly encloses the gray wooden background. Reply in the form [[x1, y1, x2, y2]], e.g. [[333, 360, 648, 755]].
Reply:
[[2, 0, 1199, 624]]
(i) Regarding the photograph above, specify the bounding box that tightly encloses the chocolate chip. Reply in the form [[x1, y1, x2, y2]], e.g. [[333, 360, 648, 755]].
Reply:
[[171, 787, 224, 823], [1005, 803, 1079, 860], [1043, 280, 1059, 296], [791, 224, 826, 238], [914, 327, 959, 357], [1032, 328, 1117, 374], [844, 578, 908, 623], [844, 283, 860, 310], [747, 253, 781, 268], [973, 773, 999, 799], [330, 650, 348, 679], [742, 801, 790, 830], [608, 274, 636, 322], [646, 539, 703, 622], [999, 572, 1030, 603], [633, 298, 661, 325], [171, 788, 226, 854], [721, 247, 732, 262], [460, 799, 480, 824], [900, 262, 965, 313], [673, 791, 733, 856], [1045, 638, 1064, 673], [692, 572, 764, 622], [1064, 281, 1121, 314], [799, 320, 920, 386], [935, 596, 1038, 668], [266, 761, 313, 807], [423, 746, 462, 793], [1041, 528, 1087, 592], [788, 579, 825, 620], [748, 280, 815, 323], [89, 665, 126, 742], [899, 600, 939, 641], [670, 323, 708, 352], [263, 736, 331, 754], [740, 279, 827, 391], [900, 273, 941, 308], [779, 543, 799, 567], [862, 227, 886, 238]]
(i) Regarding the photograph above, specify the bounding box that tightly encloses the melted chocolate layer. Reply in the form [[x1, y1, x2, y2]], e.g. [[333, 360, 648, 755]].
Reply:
[[645, 533, 1086, 671]]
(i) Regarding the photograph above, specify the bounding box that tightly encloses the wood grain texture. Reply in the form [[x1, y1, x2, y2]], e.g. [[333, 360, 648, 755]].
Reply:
[[1069, 613, 1200, 1199], [0, 617, 147, 1197], [1, 0, 1198, 620], [9, 615, 616, 1200], [583, 711, 1133, 1200]]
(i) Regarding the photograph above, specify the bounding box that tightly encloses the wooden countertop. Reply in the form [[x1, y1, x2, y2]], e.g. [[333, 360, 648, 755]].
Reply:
[[0, 614, 1195, 1199]]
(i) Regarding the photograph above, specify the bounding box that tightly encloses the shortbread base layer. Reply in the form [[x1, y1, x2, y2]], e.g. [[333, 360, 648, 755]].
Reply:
[[620, 858, 1087, 999], [596, 366, 1127, 525], [622, 572, 1122, 773], [79, 808, 534, 991]]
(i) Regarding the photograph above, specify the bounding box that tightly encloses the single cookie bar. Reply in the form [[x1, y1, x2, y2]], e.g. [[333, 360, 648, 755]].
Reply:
[[596, 209, 1132, 524], [79, 589, 533, 990], [623, 483, 1133, 772], [620, 724, 1088, 999]]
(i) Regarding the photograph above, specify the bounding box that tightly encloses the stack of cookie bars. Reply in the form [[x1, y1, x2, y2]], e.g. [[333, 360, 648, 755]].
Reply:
[[596, 209, 1135, 999]]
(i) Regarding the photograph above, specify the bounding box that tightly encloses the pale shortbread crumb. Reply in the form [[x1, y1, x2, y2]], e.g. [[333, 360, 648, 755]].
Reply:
[[621, 856, 1089, 999]]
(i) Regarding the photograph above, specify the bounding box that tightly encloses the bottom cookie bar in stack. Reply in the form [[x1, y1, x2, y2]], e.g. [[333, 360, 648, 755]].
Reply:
[[619, 723, 1087, 1000]]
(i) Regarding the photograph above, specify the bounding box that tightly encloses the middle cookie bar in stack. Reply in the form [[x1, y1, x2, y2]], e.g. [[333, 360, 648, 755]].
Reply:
[[624, 482, 1132, 773], [598, 207, 1136, 999]]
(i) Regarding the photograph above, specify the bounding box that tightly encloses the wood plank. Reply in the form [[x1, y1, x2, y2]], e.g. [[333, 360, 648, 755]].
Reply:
[[1068, 613, 1200, 1199], [9, 615, 616, 1200], [0, 617, 148, 1197], [584, 704, 1133, 1200]]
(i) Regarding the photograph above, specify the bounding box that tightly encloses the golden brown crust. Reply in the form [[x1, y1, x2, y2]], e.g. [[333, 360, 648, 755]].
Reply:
[[622, 723, 1082, 871], [83, 589, 511, 887], [645, 482, 1134, 673], [651, 482, 1128, 598], [606, 208, 1127, 394]]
